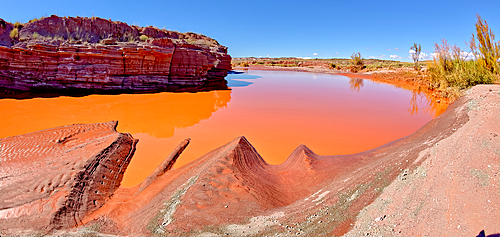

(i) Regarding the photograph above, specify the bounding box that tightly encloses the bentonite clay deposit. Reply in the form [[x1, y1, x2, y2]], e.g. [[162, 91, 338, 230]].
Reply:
[[1, 85, 499, 236], [0, 16, 231, 97]]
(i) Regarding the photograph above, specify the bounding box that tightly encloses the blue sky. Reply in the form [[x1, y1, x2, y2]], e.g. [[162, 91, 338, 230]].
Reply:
[[1, 0, 499, 61]]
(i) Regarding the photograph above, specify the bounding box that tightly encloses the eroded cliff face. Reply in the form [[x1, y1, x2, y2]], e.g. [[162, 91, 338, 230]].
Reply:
[[0, 16, 231, 96]]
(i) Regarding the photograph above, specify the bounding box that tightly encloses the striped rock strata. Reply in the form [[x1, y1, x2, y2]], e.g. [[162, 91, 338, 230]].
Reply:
[[0, 16, 231, 96]]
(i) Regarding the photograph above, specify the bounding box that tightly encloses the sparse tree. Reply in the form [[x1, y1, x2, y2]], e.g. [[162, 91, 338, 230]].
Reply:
[[410, 43, 422, 70]]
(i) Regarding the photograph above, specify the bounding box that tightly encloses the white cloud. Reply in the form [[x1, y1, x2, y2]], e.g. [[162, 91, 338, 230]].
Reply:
[[369, 55, 386, 59], [313, 53, 318, 56], [394, 47, 399, 51], [303, 57, 312, 59], [390, 54, 402, 59], [367, 47, 370, 49], [430, 51, 475, 60], [387, 49, 392, 51], [408, 50, 430, 60], [420, 52, 429, 60], [460, 51, 476, 60], [336, 52, 339, 55]]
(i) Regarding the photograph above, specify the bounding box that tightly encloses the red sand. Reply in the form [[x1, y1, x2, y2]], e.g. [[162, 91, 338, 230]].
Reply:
[[1, 85, 499, 236]]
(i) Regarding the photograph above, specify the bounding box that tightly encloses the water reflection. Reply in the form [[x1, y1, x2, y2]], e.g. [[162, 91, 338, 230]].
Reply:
[[0, 90, 231, 139], [225, 72, 262, 88], [409, 91, 449, 118], [0, 81, 229, 100], [348, 78, 364, 92]]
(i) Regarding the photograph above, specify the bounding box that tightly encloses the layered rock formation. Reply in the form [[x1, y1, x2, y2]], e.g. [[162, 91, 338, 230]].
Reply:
[[1, 85, 499, 236], [0, 16, 231, 97], [0, 121, 137, 234]]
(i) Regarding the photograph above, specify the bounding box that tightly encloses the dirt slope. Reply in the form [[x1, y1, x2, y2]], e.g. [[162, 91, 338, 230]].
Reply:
[[345, 85, 500, 236]]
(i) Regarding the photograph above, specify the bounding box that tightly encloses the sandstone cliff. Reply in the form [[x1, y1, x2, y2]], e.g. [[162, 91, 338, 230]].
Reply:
[[0, 16, 231, 96]]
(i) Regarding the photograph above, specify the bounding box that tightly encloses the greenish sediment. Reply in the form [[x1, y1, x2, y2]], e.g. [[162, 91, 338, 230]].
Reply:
[[470, 168, 490, 187], [147, 175, 199, 236]]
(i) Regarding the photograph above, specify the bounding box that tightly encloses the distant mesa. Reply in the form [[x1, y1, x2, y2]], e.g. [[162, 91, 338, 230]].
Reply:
[[0, 15, 231, 97]]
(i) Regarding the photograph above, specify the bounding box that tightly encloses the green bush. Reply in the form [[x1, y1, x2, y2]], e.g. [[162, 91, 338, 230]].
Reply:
[[139, 35, 149, 42], [9, 28, 18, 39]]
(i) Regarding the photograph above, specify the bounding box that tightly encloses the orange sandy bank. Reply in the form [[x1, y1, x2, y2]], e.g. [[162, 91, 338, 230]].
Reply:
[[1, 85, 499, 236]]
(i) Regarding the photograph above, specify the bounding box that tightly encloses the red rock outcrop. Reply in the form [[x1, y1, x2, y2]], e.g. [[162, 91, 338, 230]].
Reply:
[[0, 121, 136, 234], [0, 16, 231, 96]]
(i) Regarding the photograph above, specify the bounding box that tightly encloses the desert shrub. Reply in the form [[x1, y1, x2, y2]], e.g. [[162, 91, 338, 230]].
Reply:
[[139, 35, 149, 42], [32, 32, 40, 40], [14, 21, 23, 29], [429, 39, 497, 97], [350, 52, 364, 72], [329, 63, 336, 69], [10, 28, 18, 39], [28, 17, 39, 23], [428, 15, 499, 97], [120, 32, 137, 42]]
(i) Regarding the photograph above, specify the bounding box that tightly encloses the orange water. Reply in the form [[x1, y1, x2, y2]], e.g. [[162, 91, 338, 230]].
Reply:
[[0, 70, 446, 187]]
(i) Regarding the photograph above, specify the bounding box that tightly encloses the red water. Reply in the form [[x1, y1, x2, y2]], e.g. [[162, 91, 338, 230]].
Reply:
[[0, 70, 446, 187]]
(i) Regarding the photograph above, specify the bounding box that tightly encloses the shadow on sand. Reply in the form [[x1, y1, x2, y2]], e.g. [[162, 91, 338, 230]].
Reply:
[[477, 230, 500, 237]]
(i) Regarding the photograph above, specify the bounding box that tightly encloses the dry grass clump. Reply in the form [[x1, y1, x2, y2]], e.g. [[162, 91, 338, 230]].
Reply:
[[9, 28, 18, 39], [428, 15, 499, 97]]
